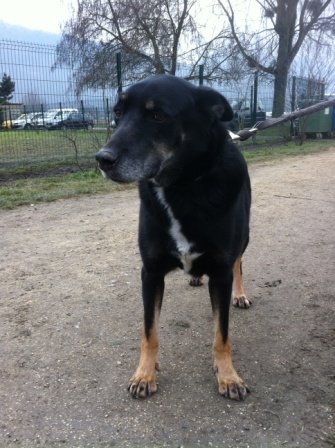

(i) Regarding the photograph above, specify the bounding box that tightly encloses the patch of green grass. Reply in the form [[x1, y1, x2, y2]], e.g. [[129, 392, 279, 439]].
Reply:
[[0, 139, 333, 210], [0, 128, 109, 176], [0, 169, 134, 209], [0, 160, 93, 181], [241, 139, 333, 163]]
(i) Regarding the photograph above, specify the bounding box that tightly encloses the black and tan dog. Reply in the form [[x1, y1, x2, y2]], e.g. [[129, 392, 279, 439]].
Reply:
[[96, 74, 251, 401]]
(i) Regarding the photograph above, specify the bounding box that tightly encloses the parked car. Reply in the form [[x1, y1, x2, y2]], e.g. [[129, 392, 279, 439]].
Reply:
[[228, 99, 266, 131], [11, 112, 43, 129], [36, 108, 78, 128], [48, 112, 94, 130]]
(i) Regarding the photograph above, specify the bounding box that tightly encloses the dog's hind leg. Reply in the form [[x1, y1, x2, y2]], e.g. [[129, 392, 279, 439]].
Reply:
[[232, 256, 252, 308], [209, 274, 249, 400], [128, 268, 164, 398]]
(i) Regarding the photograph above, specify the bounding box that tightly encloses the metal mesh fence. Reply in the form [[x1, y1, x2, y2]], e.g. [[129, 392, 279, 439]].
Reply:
[[0, 40, 117, 177], [0, 39, 325, 177], [0, 40, 118, 117]]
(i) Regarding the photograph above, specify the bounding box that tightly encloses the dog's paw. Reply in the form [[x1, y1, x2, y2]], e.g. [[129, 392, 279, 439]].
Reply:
[[214, 367, 250, 401], [218, 378, 250, 401], [128, 373, 157, 399], [233, 294, 252, 309], [189, 276, 204, 287]]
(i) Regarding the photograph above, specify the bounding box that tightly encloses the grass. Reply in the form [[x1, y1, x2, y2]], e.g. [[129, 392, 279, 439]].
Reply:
[[0, 128, 109, 177], [241, 138, 333, 163], [0, 138, 333, 210], [0, 170, 134, 209]]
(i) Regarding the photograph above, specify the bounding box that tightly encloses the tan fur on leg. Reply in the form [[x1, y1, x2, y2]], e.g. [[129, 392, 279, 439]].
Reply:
[[213, 314, 249, 400], [128, 327, 158, 398], [232, 256, 251, 308]]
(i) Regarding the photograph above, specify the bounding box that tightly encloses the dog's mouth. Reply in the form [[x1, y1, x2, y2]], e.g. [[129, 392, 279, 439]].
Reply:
[[96, 148, 163, 184], [96, 150, 118, 172], [98, 163, 131, 184], [95, 150, 127, 182], [98, 166, 129, 183]]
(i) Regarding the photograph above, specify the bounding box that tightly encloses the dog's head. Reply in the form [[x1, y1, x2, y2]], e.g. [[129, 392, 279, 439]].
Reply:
[[96, 74, 233, 186]]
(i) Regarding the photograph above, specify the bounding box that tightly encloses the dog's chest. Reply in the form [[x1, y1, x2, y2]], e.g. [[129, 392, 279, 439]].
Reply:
[[154, 187, 202, 273]]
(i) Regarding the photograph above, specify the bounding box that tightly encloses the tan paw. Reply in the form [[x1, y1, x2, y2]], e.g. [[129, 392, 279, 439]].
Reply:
[[233, 294, 252, 309], [214, 367, 250, 400], [128, 373, 157, 398]]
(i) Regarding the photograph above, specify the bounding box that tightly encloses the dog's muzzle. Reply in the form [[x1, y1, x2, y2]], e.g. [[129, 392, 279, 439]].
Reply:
[[95, 149, 118, 173]]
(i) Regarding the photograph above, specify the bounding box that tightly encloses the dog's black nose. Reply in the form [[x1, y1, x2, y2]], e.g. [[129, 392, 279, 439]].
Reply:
[[95, 149, 118, 170]]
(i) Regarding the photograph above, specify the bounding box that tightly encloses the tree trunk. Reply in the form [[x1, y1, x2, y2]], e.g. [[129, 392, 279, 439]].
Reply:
[[272, 69, 289, 117], [271, 0, 298, 117]]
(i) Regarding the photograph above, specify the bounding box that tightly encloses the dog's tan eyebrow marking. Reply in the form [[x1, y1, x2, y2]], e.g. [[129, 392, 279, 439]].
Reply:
[[145, 100, 155, 110], [120, 93, 128, 101]]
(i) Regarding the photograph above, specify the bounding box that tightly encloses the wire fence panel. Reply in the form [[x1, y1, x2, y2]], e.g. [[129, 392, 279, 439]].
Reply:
[[0, 39, 117, 177], [0, 39, 326, 178], [0, 40, 118, 116]]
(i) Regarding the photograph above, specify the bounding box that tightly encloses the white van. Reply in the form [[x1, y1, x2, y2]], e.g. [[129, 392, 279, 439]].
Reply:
[[36, 108, 78, 128]]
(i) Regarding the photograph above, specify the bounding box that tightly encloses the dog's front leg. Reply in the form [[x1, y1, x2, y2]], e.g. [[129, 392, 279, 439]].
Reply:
[[128, 268, 164, 398], [209, 274, 249, 400]]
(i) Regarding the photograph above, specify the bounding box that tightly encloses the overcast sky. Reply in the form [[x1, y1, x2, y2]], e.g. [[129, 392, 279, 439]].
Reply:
[[1, 0, 73, 34], [0, 0, 262, 36]]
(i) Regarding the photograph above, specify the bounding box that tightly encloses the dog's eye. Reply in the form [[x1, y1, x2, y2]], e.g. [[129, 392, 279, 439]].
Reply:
[[114, 108, 122, 119], [152, 111, 167, 123]]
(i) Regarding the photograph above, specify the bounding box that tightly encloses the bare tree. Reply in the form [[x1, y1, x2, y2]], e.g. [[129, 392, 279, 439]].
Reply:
[[56, 0, 201, 90], [55, 0, 245, 92], [217, 0, 335, 116], [292, 30, 335, 96]]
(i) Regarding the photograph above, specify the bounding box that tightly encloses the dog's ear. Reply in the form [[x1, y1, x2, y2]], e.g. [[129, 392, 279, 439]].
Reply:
[[196, 86, 233, 122]]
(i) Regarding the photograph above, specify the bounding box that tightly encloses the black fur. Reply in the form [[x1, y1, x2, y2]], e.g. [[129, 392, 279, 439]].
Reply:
[[96, 74, 251, 398]]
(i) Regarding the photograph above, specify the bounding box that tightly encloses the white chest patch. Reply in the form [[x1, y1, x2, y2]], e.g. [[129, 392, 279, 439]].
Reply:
[[154, 187, 202, 273]]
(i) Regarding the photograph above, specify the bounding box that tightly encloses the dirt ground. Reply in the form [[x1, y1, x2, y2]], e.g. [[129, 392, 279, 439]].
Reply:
[[1, 149, 334, 448]]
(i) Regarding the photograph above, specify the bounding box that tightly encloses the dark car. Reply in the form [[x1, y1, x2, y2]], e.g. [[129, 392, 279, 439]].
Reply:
[[228, 99, 266, 131], [50, 112, 94, 130]]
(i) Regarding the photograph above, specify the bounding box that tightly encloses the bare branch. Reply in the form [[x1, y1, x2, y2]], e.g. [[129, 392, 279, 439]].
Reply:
[[217, 0, 334, 116], [217, 0, 275, 74]]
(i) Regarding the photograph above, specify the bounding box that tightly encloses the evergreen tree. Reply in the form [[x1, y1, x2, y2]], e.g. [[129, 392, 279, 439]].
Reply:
[[0, 73, 15, 104]]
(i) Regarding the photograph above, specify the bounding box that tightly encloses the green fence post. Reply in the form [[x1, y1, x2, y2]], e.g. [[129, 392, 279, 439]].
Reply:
[[117, 52, 122, 93], [41, 104, 45, 126], [291, 76, 296, 112], [252, 71, 258, 126], [106, 98, 110, 128], [291, 76, 296, 137], [199, 64, 204, 86], [250, 85, 254, 117], [81, 99, 85, 120]]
